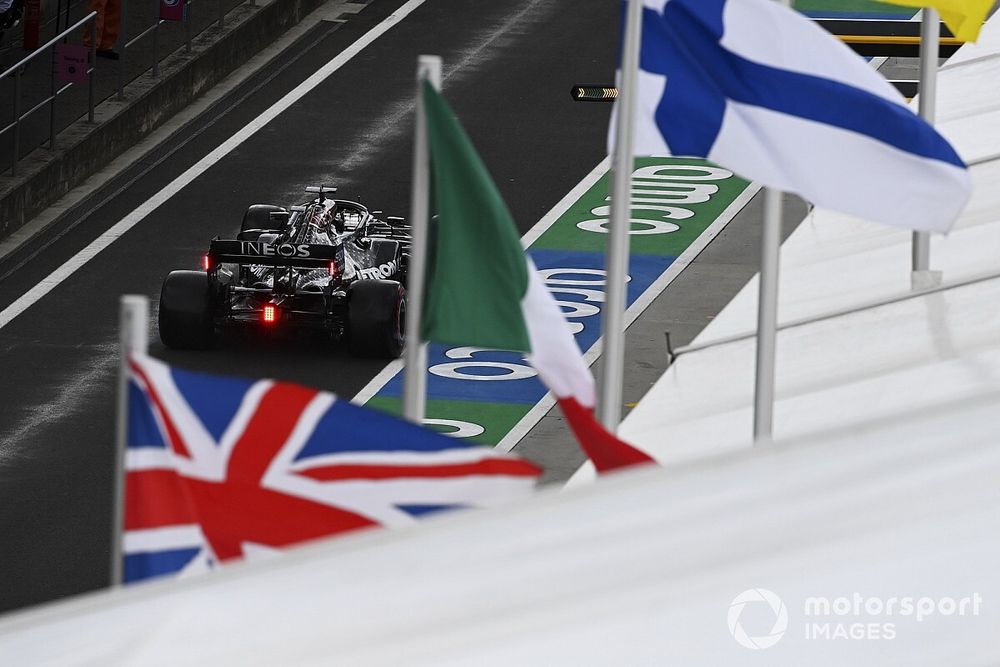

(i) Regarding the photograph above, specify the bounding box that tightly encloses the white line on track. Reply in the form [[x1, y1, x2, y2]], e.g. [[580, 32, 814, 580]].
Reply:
[[0, 0, 428, 331]]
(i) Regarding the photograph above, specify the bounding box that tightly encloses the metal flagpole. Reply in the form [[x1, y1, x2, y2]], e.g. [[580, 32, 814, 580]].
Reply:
[[754, 188, 782, 441], [598, 0, 643, 431], [912, 8, 942, 289], [752, 0, 792, 442], [111, 295, 149, 587], [402, 55, 441, 424]]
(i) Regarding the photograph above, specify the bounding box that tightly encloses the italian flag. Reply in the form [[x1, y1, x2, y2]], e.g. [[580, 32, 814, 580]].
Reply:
[[420, 80, 652, 473]]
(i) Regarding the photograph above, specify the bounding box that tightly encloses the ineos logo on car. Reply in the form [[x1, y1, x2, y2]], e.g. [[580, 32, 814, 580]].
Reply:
[[239, 242, 312, 258]]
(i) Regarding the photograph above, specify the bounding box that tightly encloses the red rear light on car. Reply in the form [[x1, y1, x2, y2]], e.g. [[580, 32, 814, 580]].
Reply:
[[328, 260, 338, 278], [202, 253, 211, 271], [263, 304, 278, 324]]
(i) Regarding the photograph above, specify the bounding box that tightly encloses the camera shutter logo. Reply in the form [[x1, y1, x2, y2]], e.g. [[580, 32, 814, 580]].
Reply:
[[728, 589, 788, 649]]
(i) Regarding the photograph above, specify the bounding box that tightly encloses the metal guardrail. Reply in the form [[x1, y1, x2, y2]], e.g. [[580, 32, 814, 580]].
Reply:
[[117, 0, 194, 98], [664, 268, 1000, 368], [1, 0, 259, 176], [115, 0, 256, 98], [0, 11, 97, 177]]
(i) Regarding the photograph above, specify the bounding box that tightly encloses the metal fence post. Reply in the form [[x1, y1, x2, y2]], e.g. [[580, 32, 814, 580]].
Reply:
[[12, 68, 22, 176], [117, 0, 128, 99], [1, 12, 100, 170], [89, 35, 97, 122], [185, 0, 192, 53], [49, 45, 57, 150], [152, 0, 160, 78]]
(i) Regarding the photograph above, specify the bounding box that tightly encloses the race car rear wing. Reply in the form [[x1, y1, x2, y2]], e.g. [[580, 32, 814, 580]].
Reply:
[[208, 239, 340, 269]]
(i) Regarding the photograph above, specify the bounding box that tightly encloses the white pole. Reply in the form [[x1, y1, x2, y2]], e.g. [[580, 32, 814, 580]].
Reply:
[[753, 188, 782, 441], [402, 55, 441, 423], [111, 294, 149, 587], [598, 0, 643, 431], [912, 8, 941, 288], [752, 0, 791, 442]]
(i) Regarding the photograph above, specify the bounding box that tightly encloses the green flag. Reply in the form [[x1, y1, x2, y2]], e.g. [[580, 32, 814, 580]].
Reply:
[[415, 80, 655, 473], [420, 80, 531, 352]]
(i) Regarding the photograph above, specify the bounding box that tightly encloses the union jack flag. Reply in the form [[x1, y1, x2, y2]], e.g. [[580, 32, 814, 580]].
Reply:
[[125, 353, 541, 584]]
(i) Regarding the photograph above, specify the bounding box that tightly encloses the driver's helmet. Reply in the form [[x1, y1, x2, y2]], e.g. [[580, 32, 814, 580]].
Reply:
[[308, 201, 340, 236]]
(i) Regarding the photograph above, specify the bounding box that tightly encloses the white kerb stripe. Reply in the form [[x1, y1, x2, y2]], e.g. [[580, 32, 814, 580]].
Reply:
[[0, 0, 429, 331]]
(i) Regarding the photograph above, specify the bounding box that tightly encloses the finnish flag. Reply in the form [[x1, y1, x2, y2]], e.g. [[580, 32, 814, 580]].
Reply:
[[614, 0, 972, 232]]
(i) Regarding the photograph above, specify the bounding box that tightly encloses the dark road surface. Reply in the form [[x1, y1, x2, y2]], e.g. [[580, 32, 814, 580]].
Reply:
[[0, 0, 616, 613]]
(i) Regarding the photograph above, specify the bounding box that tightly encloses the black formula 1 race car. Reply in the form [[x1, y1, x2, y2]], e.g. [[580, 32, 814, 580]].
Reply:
[[158, 186, 410, 358]]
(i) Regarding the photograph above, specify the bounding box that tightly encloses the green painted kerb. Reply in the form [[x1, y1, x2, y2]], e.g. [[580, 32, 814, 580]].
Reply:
[[795, 0, 914, 15], [364, 157, 757, 451], [532, 158, 751, 257], [366, 397, 529, 447]]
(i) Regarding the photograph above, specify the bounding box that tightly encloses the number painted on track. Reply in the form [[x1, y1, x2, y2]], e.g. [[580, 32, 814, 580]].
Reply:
[[577, 217, 681, 235], [537, 268, 610, 286], [538, 268, 634, 335], [429, 347, 537, 381], [547, 287, 603, 335], [424, 418, 485, 439]]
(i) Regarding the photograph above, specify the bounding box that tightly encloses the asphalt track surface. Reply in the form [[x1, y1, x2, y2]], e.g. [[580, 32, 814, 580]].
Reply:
[[0, 0, 626, 613]]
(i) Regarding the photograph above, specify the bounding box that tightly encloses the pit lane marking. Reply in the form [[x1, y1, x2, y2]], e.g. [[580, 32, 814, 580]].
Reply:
[[496, 178, 758, 452], [351, 157, 613, 406], [353, 158, 761, 452], [0, 0, 429, 331]]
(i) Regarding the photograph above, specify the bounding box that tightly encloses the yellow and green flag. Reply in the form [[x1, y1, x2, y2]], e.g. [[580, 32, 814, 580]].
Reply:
[[882, 0, 993, 42]]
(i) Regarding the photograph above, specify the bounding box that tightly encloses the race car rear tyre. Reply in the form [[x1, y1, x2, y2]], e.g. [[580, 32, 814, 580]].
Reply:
[[347, 280, 405, 359], [159, 270, 215, 350]]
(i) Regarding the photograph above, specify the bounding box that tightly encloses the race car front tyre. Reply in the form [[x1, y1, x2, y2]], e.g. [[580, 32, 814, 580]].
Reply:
[[348, 279, 405, 359], [159, 270, 215, 350]]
